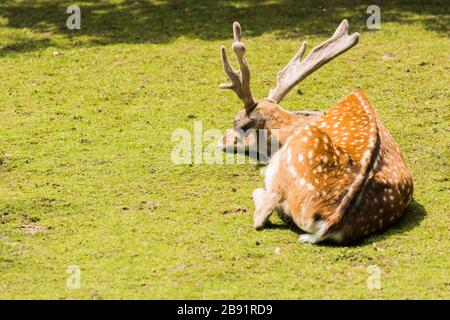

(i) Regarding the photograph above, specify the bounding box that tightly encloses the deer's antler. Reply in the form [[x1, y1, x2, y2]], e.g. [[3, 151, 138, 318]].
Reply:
[[220, 22, 256, 113], [267, 20, 360, 103]]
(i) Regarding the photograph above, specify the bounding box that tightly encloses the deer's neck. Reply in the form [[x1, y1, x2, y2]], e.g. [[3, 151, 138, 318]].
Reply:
[[266, 109, 316, 147]]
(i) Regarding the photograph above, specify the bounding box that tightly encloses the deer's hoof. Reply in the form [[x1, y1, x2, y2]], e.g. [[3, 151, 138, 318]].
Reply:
[[253, 214, 268, 230], [253, 221, 265, 230]]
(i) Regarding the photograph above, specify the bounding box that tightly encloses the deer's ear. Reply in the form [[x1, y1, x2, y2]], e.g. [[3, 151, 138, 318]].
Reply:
[[233, 118, 255, 133]]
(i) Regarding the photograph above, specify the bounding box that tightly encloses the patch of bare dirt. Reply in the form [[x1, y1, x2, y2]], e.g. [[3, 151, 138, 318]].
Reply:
[[19, 223, 47, 235]]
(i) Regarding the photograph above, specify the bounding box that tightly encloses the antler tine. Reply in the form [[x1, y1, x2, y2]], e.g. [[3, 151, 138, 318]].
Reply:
[[278, 41, 307, 77], [268, 19, 360, 103], [219, 46, 243, 96], [233, 21, 241, 42], [219, 22, 256, 113]]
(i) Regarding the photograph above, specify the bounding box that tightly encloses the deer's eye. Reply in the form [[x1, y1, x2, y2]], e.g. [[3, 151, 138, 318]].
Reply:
[[233, 118, 255, 135]]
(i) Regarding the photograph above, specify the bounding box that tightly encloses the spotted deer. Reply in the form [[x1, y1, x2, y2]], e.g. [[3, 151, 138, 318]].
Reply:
[[218, 20, 413, 244]]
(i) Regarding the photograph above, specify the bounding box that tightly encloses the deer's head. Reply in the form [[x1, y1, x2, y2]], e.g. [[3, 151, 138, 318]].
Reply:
[[218, 20, 360, 156]]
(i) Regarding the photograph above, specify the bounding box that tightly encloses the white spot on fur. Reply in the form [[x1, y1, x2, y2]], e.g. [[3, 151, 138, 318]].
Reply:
[[289, 165, 297, 177]]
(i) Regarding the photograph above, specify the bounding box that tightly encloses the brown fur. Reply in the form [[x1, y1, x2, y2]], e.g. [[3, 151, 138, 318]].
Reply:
[[233, 92, 413, 243]]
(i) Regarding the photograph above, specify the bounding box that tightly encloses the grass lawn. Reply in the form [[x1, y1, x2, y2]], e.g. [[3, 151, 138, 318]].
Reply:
[[0, 0, 449, 299]]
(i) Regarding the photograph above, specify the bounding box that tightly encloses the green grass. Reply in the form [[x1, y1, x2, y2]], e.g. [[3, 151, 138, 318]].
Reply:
[[0, 0, 449, 299]]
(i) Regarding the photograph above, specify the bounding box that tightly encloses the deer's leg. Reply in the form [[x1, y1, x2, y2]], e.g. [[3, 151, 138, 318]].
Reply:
[[252, 188, 280, 230]]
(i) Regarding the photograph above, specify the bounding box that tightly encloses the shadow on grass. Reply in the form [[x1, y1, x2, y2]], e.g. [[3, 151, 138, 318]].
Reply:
[[265, 200, 427, 246], [0, 0, 448, 55]]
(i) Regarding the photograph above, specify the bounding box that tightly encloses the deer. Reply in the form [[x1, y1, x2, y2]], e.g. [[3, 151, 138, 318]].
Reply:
[[218, 20, 414, 244]]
